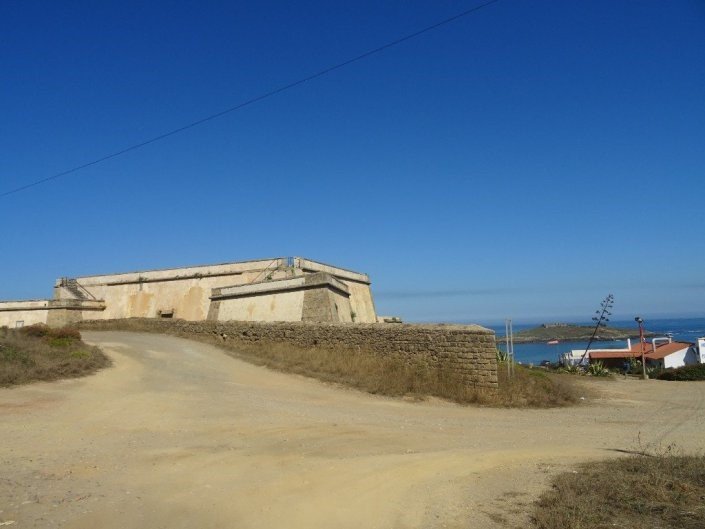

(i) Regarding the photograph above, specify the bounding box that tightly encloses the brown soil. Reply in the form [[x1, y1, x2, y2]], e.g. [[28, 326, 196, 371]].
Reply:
[[1, 331, 704, 529]]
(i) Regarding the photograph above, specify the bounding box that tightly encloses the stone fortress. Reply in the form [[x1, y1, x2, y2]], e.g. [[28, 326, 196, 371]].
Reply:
[[1, 256, 500, 389], [0, 257, 377, 328]]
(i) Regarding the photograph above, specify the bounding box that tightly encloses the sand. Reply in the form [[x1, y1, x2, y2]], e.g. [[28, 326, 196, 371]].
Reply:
[[2, 331, 704, 528]]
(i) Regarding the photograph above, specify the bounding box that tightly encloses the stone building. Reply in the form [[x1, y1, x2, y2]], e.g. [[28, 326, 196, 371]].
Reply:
[[0, 257, 377, 328]]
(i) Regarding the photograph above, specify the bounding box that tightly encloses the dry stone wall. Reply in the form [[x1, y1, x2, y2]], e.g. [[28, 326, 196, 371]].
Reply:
[[79, 318, 498, 389]]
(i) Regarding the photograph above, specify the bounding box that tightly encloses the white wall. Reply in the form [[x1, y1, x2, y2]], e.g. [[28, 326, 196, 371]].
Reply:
[[0, 310, 48, 327], [216, 291, 305, 322], [0, 301, 50, 327], [664, 349, 688, 369]]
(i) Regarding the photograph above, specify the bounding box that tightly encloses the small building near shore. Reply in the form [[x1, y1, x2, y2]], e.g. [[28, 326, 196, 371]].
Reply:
[[588, 338, 700, 370]]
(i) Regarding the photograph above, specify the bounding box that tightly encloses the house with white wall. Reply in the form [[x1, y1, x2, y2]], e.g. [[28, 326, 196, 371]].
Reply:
[[588, 337, 701, 370]]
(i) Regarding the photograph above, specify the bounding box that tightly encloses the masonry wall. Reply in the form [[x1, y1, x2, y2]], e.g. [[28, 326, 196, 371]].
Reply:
[[56, 257, 377, 323], [0, 301, 50, 327], [301, 285, 352, 323], [342, 281, 376, 323], [79, 318, 498, 389], [295, 258, 376, 323], [0, 300, 105, 328], [58, 260, 292, 321], [213, 290, 306, 322]]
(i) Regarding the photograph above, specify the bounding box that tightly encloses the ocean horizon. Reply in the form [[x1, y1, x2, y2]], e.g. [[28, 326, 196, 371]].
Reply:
[[484, 317, 705, 365]]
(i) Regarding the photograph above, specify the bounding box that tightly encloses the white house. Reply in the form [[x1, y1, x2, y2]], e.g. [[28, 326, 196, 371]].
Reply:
[[588, 337, 700, 370]]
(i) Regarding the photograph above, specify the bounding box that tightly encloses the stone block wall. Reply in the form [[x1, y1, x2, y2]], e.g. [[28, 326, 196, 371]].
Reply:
[[79, 318, 498, 389]]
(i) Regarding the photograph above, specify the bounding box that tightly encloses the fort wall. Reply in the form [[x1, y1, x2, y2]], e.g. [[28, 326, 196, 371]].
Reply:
[[209, 273, 352, 323], [0, 299, 105, 328], [0, 300, 50, 327], [50, 257, 376, 324], [79, 318, 499, 389], [55, 258, 291, 321], [295, 258, 376, 322], [2, 257, 377, 327]]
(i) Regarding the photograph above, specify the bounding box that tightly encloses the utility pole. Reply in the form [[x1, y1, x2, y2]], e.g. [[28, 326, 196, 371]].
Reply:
[[635, 316, 647, 379], [504, 318, 515, 378]]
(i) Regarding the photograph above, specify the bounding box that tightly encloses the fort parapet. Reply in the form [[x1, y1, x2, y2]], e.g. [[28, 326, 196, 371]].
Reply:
[[0, 257, 377, 327]]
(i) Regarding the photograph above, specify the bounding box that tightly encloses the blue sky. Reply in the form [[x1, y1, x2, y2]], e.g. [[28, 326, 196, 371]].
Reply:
[[2, 1, 704, 325]]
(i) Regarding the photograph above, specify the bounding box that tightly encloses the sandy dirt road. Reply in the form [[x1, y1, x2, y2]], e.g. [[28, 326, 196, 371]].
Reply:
[[2, 332, 705, 529]]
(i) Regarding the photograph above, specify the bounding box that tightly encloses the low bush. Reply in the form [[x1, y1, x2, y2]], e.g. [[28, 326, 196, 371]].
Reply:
[[0, 326, 110, 387], [587, 361, 612, 377], [495, 364, 582, 407], [657, 364, 705, 381], [49, 326, 82, 340], [532, 450, 705, 529], [559, 364, 583, 375], [19, 323, 51, 338], [19, 324, 82, 341]]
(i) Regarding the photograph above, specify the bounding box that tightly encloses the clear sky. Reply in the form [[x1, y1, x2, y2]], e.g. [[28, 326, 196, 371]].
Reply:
[[2, 1, 704, 325]]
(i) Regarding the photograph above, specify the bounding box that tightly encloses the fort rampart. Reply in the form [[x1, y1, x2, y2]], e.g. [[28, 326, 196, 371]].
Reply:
[[79, 318, 498, 389]]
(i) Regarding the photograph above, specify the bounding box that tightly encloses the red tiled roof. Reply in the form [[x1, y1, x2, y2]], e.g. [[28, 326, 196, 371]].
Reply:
[[589, 351, 641, 360], [589, 341, 693, 361], [645, 342, 693, 359]]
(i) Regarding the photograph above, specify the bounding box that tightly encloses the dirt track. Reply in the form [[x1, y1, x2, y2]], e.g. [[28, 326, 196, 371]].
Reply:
[[2, 332, 704, 529]]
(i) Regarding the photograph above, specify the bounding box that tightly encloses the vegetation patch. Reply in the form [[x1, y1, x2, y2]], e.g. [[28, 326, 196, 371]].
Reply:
[[494, 363, 583, 407], [532, 451, 705, 529], [657, 364, 705, 381], [0, 324, 111, 387]]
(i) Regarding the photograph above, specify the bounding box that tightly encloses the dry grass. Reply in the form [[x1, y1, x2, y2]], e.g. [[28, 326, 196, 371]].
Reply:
[[0, 324, 111, 387], [222, 345, 582, 407], [494, 363, 582, 408], [532, 450, 705, 529], [79, 318, 583, 407]]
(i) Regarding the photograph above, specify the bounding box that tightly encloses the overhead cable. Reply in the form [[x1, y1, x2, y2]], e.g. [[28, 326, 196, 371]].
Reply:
[[1, 0, 501, 198]]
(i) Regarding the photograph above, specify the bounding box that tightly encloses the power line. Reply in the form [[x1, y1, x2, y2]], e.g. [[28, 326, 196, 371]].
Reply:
[[1, 0, 502, 198]]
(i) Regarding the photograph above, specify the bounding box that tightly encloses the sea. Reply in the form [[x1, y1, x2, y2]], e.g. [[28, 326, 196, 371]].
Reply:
[[485, 317, 705, 366]]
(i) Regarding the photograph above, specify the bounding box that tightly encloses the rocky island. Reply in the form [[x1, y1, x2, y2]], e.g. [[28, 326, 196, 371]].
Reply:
[[497, 323, 656, 344]]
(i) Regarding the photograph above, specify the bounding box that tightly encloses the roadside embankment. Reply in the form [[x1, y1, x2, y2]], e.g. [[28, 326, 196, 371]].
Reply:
[[78, 319, 581, 406], [532, 450, 705, 528], [0, 324, 111, 386]]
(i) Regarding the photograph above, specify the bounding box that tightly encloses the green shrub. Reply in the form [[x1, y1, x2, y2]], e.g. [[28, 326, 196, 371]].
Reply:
[[629, 357, 643, 372], [656, 364, 705, 381], [20, 325, 81, 348], [1, 345, 34, 365], [587, 361, 611, 377], [646, 365, 662, 378], [1, 328, 109, 386], [49, 337, 73, 348], [560, 364, 583, 375]]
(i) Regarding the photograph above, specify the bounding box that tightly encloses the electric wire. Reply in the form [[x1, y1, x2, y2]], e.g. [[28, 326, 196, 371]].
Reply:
[[1, 0, 501, 198]]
